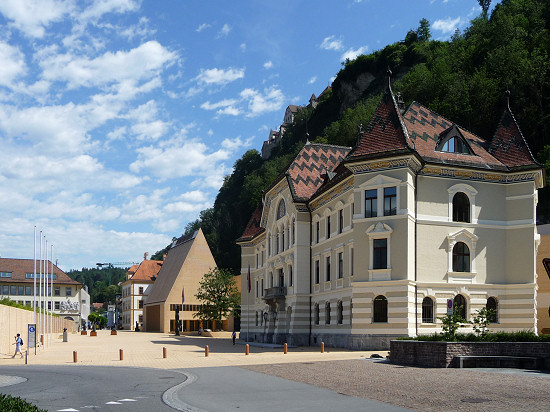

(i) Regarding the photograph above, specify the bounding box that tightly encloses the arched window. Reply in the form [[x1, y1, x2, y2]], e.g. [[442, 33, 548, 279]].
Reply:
[[337, 301, 343, 324], [314, 304, 319, 325], [277, 199, 286, 219], [325, 302, 331, 325], [373, 295, 388, 323], [454, 294, 467, 319], [486, 297, 498, 323], [452, 242, 470, 272], [422, 297, 434, 323], [453, 192, 470, 222]]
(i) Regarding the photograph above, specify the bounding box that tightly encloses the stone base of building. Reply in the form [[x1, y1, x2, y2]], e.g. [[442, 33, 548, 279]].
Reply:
[[242, 331, 399, 350]]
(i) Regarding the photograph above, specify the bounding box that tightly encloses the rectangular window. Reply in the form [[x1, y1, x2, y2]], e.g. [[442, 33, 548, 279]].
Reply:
[[48, 301, 52, 310], [0, 272, 12, 278], [338, 252, 344, 278], [261, 251, 264, 266], [139, 315, 143, 323], [384, 187, 397, 216], [3, 285, 9, 295], [66, 287, 72, 296], [350, 248, 354, 276], [138, 286, 144, 295], [338, 209, 344, 234], [326, 216, 331, 239], [316, 221, 320, 243], [326, 256, 331, 282], [261, 279, 264, 296], [373, 239, 388, 269], [55, 301, 60, 310], [54, 287, 60, 296], [10, 285, 17, 295], [138, 300, 144, 309], [18, 286, 24, 295], [25, 286, 32, 295], [315, 260, 320, 284], [365, 189, 378, 218], [256, 281, 259, 298]]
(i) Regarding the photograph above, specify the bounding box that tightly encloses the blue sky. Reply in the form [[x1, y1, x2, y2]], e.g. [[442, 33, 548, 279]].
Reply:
[[0, 0, 491, 270]]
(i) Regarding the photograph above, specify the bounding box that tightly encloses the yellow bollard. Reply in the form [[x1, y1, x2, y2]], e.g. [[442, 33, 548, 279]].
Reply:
[[321, 342, 324, 353], [245, 344, 249, 355], [163, 347, 167, 358], [73, 351, 77, 363], [205, 345, 209, 357], [284, 343, 288, 354], [119, 349, 123, 361]]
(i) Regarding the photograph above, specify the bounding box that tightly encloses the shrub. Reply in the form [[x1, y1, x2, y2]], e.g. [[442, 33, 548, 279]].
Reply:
[[0, 394, 46, 411]]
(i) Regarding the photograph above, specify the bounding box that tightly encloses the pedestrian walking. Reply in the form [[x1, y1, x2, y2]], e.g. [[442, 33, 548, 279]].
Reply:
[[11, 333, 23, 359], [232, 330, 236, 345]]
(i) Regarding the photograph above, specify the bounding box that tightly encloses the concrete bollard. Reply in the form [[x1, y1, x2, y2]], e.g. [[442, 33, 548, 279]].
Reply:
[[245, 344, 249, 355], [119, 349, 123, 361], [284, 343, 288, 354], [321, 342, 324, 353], [73, 351, 77, 363], [163, 347, 167, 358], [205, 345, 209, 357], [40, 335, 44, 346]]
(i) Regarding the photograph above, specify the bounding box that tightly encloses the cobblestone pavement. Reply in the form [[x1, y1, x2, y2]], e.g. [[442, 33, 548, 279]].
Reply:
[[242, 359, 550, 412]]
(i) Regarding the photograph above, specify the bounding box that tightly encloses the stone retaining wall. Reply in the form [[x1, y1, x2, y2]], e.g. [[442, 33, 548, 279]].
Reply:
[[390, 340, 550, 369]]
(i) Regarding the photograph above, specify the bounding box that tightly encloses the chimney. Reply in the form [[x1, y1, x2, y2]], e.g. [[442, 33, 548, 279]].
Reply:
[[144, 252, 149, 260], [396, 92, 406, 114]]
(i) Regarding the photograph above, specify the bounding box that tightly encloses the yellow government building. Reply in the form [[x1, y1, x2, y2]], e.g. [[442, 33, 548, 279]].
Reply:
[[238, 77, 545, 349]]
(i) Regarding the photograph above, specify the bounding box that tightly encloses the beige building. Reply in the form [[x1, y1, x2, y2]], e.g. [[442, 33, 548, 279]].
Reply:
[[121, 258, 163, 330], [238, 78, 544, 349], [0, 258, 84, 326], [537, 224, 550, 334], [144, 228, 232, 333]]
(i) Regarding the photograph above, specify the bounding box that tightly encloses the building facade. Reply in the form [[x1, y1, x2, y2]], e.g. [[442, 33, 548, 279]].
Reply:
[[238, 79, 544, 349], [0, 258, 84, 326], [537, 223, 550, 334], [121, 258, 163, 330]]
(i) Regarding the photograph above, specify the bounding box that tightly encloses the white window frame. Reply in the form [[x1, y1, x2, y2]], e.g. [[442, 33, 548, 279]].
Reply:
[[358, 174, 402, 218], [448, 183, 477, 224], [366, 222, 392, 281], [446, 228, 478, 283]]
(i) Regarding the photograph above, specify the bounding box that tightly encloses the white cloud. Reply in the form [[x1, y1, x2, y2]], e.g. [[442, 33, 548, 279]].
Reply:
[[432, 17, 461, 34], [320, 35, 344, 51], [200, 99, 239, 111], [80, 0, 140, 23], [194, 67, 245, 86], [308, 76, 317, 85], [0, 41, 27, 88], [0, 0, 72, 38], [216, 106, 241, 116], [341, 46, 369, 62], [240, 87, 285, 117], [240, 43, 246, 52], [263, 61, 273, 69], [218, 23, 231, 37], [221, 136, 253, 151], [196, 23, 211, 32], [39, 41, 177, 90]]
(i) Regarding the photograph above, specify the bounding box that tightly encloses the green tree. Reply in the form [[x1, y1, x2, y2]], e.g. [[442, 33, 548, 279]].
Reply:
[[479, 0, 491, 18], [438, 306, 467, 341], [471, 307, 495, 337], [416, 18, 431, 42], [194, 268, 240, 329]]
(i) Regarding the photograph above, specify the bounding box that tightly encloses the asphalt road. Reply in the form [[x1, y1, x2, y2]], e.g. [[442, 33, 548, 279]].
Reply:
[[0, 365, 411, 412]]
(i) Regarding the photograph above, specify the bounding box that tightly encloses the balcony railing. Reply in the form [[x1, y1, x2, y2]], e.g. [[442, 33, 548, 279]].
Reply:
[[263, 286, 287, 300]]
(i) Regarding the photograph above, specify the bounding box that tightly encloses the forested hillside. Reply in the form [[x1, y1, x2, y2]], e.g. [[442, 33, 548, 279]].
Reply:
[[153, 0, 550, 274], [68, 267, 127, 305]]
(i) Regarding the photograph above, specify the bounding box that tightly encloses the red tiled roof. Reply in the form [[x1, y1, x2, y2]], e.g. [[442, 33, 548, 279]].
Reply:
[[237, 204, 264, 242], [347, 87, 411, 159], [403, 101, 506, 170], [0, 258, 80, 285], [488, 108, 538, 169], [287, 143, 351, 200], [129, 260, 163, 282]]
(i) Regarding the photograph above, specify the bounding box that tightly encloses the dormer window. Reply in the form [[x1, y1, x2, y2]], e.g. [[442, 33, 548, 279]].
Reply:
[[436, 124, 473, 155], [441, 136, 470, 154], [277, 199, 286, 220]]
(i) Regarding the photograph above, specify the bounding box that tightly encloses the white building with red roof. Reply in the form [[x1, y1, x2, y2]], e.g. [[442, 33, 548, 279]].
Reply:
[[238, 74, 545, 349]]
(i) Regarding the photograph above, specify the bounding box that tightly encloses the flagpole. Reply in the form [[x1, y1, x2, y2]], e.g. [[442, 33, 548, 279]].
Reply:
[[49, 244, 53, 347], [33, 226, 37, 355], [44, 237, 48, 349], [39, 232, 43, 350]]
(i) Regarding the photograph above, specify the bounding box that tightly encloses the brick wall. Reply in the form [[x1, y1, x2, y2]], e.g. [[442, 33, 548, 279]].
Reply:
[[390, 340, 550, 369]]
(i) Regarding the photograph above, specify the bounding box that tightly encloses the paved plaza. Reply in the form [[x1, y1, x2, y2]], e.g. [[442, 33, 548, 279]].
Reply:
[[1, 330, 550, 411]]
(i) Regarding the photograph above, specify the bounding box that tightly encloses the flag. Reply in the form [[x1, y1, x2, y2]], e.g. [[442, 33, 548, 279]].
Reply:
[[247, 264, 251, 294], [182, 285, 185, 304]]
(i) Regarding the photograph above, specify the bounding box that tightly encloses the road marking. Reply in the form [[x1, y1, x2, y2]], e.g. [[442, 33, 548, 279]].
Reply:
[[106, 401, 122, 404], [118, 399, 137, 402], [162, 370, 204, 412]]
